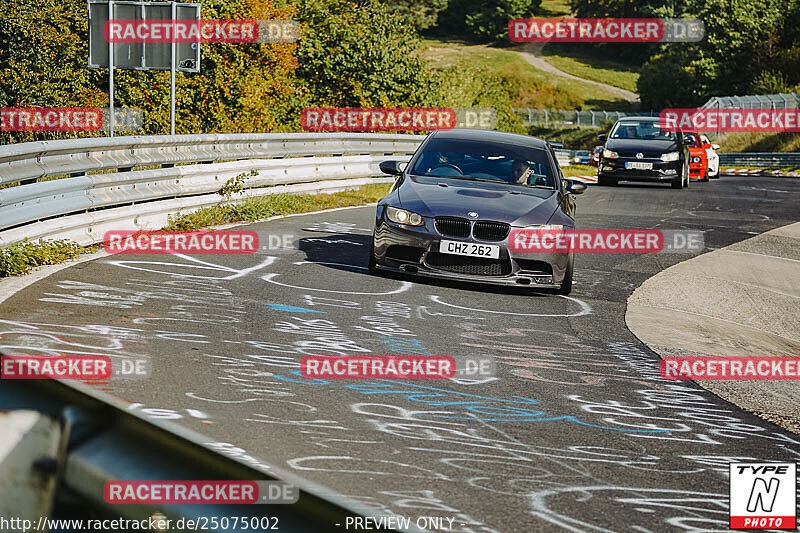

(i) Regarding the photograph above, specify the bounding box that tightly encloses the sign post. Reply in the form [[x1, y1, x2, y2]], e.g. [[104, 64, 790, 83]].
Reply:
[[88, 0, 200, 135]]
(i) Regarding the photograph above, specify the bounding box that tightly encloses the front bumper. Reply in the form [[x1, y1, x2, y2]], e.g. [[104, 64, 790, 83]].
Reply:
[[373, 215, 571, 288], [599, 157, 681, 182]]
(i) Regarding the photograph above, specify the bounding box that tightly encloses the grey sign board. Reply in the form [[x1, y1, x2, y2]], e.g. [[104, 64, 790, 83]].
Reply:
[[88, 0, 200, 73]]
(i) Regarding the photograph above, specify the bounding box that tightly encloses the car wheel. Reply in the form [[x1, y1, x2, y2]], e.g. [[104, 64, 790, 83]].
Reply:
[[368, 237, 377, 274], [671, 164, 686, 189], [702, 168, 710, 182], [556, 257, 573, 296], [710, 167, 720, 179]]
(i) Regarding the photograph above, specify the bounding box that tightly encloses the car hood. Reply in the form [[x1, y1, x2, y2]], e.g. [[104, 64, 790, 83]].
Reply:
[[397, 176, 557, 225], [605, 138, 678, 153]]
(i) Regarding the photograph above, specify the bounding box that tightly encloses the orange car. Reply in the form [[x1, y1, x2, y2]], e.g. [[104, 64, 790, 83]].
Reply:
[[683, 131, 709, 182]]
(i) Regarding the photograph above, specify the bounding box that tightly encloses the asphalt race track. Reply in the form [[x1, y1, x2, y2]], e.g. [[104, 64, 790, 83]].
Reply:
[[2, 176, 799, 532]]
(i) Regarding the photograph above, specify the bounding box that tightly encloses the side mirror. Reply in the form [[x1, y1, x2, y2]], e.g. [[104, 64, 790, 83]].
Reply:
[[597, 134, 607, 142], [564, 179, 587, 194], [712, 144, 720, 150], [379, 160, 405, 176]]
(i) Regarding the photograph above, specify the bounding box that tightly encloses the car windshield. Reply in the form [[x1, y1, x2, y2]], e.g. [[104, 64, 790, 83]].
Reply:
[[409, 137, 556, 189], [610, 121, 677, 141], [575, 151, 590, 156]]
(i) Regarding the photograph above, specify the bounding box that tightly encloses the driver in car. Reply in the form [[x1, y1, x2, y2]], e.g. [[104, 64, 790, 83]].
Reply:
[[510, 159, 532, 184]]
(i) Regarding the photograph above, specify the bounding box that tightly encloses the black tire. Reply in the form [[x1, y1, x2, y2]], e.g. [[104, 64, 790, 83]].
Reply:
[[671, 164, 686, 189], [701, 168, 710, 182], [367, 237, 377, 274], [710, 167, 720, 179], [597, 175, 617, 186], [557, 257, 573, 296]]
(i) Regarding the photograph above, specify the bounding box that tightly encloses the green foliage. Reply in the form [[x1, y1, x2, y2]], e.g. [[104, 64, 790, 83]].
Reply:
[[637, 0, 789, 108], [0, 0, 302, 144], [0, 239, 85, 278], [377, 0, 449, 31], [438, 0, 541, 43], [436, 62, 525, 133], [295, 0, 440, 106], [527, 125, 610, 150], [219, 169, 258, 200]]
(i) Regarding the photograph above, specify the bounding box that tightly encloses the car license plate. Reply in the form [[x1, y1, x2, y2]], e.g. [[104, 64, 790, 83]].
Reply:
[[439, 240, 500, 259], [625, 161, 653, 170]]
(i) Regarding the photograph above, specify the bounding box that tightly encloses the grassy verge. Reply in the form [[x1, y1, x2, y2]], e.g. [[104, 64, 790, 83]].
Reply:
[[419, 39, 630, 110], [561, 164, 597, 178], [0, 183, 393, 279], [540, 44, 640, 93], [715, 132, 800, 153], [0, 239, 90, 277], [720, 165, 800, 173], [529, 126, 609, 150]]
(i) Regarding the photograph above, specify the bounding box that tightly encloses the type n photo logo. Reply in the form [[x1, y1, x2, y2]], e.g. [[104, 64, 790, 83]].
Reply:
[[730, 463, 796, 529]]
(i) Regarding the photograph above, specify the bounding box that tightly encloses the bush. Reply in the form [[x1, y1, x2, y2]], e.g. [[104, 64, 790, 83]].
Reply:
[[295, 0, 440, 107], [437, 0, 541, 44], [0, 239, 85, 278]]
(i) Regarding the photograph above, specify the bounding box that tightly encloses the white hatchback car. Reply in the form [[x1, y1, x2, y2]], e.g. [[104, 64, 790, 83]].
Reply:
[[701, 134, 720, 178]]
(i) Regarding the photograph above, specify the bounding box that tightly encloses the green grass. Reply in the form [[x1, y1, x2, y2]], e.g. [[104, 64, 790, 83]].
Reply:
[[164, 183, 392, 231], [715, 132, 800, 153], [561, 164, 597, 177], [538, 0, 572, 16], [540, 44, 640, 93], [0, 239, 89, 277], [419, 39, 630, 110], [529, 125, 610, 150]]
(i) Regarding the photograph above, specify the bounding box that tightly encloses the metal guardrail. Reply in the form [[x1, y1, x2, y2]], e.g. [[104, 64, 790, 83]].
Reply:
[[0, 356, 419, 533], [718, 152, 800, 167], [514, 109, 658, 128], [0, 133, 424, 247]]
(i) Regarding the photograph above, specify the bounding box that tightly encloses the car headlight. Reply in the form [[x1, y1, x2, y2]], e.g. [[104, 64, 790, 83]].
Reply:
[[690, 156, 702, 163], [572, 157, 580, 163], [660, 152, 679, 162], [386, 206, 424, 226], [602, 149, 618, 159], [525, 224, 565, 230]]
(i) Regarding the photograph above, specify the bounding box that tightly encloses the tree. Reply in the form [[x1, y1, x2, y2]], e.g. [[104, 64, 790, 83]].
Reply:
[[437, 0, 541, 44], [0, 0, 302, 144], [295, 0, 440, 106]]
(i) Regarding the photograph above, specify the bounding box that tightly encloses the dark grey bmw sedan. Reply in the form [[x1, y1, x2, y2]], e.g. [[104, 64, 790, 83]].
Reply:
[[369, 129, 587, 295]]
